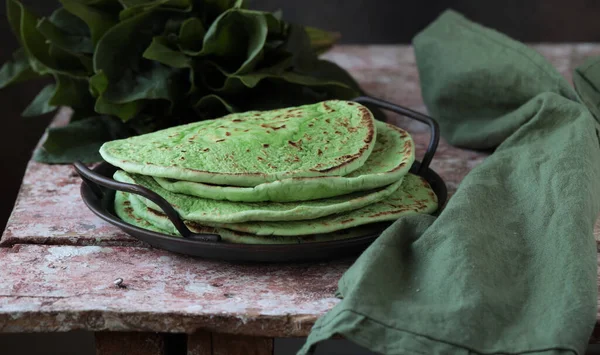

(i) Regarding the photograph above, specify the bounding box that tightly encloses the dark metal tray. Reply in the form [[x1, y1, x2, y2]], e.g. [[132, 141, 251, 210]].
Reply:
[[74, 96, 447, 263]]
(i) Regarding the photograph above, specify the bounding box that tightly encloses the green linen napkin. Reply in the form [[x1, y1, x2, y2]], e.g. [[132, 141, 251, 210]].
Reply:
[[299, 10, 600, 355]]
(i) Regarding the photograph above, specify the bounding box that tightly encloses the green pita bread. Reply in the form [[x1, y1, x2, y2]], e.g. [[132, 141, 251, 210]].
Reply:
[[208, 173, 437, 235], [153, 121, 415, 202], [115, 191, 172, 234], [114, 170, 404, 223], [100, 100, 376, 186], [127, 173, 438, 236], [116, 191, 387, 244], [217, 225, 384, 244]]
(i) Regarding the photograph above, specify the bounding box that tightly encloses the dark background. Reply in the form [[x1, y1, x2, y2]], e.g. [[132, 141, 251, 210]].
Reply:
[[2, 0, 600, 230], [2, 1, 600, 354]]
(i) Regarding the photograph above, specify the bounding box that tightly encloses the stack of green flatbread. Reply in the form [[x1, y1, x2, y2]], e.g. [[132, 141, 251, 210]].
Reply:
[[99, 100, 439, 244]]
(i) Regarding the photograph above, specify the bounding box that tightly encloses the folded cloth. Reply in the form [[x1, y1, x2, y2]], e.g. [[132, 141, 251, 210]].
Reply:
[[299, 10, 600, 355]]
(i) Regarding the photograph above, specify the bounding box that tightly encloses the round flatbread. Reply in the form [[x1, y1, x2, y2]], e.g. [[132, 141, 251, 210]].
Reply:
[[100, 100, 376, 186], [115, 191, 174, 234], [127, 173, 438, 236], [212, 174, 438, 235], [153, 121, 414, 202], [116, 191, 387, 244], [114, 170, 403, 223]]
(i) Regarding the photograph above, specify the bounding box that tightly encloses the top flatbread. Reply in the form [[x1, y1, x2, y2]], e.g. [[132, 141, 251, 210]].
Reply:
[[153, 121, 414, 202], [100, 100, 375, 186]]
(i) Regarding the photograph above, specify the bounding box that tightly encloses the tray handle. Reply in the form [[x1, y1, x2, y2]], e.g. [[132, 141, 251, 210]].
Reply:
[[73, 162, 221, 242], [352, 96, 440, 174]]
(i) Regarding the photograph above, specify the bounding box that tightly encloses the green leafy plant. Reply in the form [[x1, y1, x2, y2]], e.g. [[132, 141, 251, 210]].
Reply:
[[1, 0, 362, 163]]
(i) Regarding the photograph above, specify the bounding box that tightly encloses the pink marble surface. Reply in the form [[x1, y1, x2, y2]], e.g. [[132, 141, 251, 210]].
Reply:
[[1, 162, 143, 247], [0, 244, 349, 335], [1, 44, 599, 335]]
